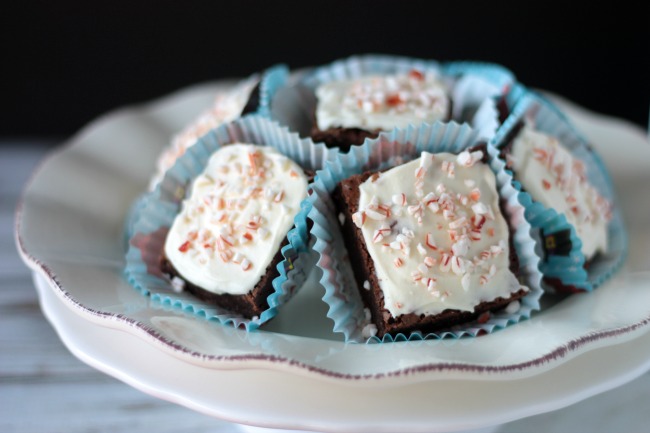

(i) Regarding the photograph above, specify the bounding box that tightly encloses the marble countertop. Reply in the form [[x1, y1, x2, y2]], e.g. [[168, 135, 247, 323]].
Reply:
[[2, 144, 649, 433]]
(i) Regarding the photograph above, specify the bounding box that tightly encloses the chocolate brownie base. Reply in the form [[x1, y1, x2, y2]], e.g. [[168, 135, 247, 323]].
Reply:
[[333, 159, 526, 338], [160, 165, 313, 321], [161, 237, 289, 320], [310, 126, 380, 152], [311, 100, 453, 152]]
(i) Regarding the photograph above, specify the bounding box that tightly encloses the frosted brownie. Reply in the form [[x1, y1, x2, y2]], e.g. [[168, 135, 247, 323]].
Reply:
[[334, 147, 528, 337], [312, 69, 450, 151], [161, 144, 309, 319]]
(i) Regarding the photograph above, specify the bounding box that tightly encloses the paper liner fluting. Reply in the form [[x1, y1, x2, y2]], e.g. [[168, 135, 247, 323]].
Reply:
[[307, 121, 543, 343], [255, 64, 290, 119], [123, 65, 289, 246], [491, 90, 627, 292], [441, 61, 516, 139], [270, 54, 516, 150], [125, 115, 335, 331]]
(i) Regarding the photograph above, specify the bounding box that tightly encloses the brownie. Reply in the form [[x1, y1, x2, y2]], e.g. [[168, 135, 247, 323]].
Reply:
[[161, 238, 288, 319], [310, 126, 380, 152], [497, 93, 512, 124], [310, 101, 452, 152], [160, 156, 314, 321], [333, 152, 527, 338], [497, 119, 526, 162], [496, 120, 604, 293], [310, 72, 452, 151]]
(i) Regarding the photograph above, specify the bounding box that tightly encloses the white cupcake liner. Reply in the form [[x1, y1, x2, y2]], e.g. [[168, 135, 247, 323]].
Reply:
[[307, 121, 543, 343], [491, 90, 627, 292], [270, 54, 516, 150], [125, 115, 336, 331]]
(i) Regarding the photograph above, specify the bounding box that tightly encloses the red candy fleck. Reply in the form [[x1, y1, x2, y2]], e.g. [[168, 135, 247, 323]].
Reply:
[[409, 69, 424, 80], [220, 234, 234, 247], [425, 233, 437, 250], [532, 148, 548, 162], [273, 190, 285, 203], [178, 241, 191, 253], [248, 151, 261, 174], [386, 94, 404, 107], [542, 179, 552, 190], [472, 214, 487, 229], [377, 204, 392, 218]]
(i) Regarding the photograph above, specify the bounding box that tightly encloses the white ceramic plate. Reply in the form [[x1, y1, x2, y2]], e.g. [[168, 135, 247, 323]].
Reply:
[[34, 272, 650, 433], [15, 79, 650, 429]]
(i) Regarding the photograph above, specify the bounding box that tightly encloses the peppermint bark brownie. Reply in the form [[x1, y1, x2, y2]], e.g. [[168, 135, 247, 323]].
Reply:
[[312, 69, 451, 151], [161, 144, 309, 319], [149, 76, 261, 189], [334, 148, 528, 338], [501, 121, 612, 258]]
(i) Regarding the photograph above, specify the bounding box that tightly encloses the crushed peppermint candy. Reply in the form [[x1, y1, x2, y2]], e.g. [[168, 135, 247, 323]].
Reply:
[[362, 323, 378, 339], [510, 122, 612, 258], [456, 150, 484, 167], [170, 276, 186, 292], [164, 144, 308, 296], [315, 70, 450, 132], [354, 150, 525, 318]]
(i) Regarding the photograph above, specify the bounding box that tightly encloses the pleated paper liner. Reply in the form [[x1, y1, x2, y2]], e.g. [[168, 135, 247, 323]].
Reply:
[[125, 115, 335, 331], [491, 90, 627, 292], [270, 54, 516, 151], [307, 121, 543, 343]]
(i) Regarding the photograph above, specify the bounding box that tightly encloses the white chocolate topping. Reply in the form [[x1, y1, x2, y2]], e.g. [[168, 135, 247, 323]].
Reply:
[[354, 151, 524, 318], [164, 144, 308, 295], [150, 76, 259, 189], [315, 70, 450, 132], [510, 122, 611, 259]]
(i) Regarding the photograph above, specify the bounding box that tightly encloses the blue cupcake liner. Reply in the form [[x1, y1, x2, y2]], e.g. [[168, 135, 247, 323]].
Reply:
[[271, 54, 516, 149], [256, 64, 290, 118], [491, 90, 627, 292], [307, 121, 543, 343], [500, 82, 529, 116], [124, 115, 335, 331], [441, 61, 515, 90]]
